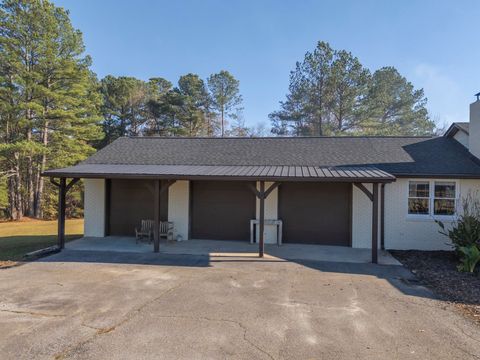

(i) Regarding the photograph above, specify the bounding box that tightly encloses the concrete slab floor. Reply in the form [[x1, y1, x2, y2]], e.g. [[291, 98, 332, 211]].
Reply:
[[67, 237, 401, 265], [0, 250, 478, 360]]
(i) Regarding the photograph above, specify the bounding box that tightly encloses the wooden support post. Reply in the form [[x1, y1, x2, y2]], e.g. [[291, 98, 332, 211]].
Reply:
[[247, 181, 280, 258], [354, 183, 373, 201], [380, 183, 385, 251], [372, 183, 379, 264], [259, 181, 265, 258], [58, 178, 66, 249], [154, 179, 160, 253]]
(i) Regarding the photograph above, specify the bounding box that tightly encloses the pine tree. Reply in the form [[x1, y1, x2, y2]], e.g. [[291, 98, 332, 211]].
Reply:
[[270, 41, 435, 137], [207, 71, 242, 137], [0, 0, 102, 219]]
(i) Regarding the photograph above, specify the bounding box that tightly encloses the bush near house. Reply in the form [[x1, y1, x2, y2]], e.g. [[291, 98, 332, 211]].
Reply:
[[437, 192, 480, 274]]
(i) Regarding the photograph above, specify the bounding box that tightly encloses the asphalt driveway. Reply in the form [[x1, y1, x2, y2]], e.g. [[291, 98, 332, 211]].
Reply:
[[0, 250, 479, 360]]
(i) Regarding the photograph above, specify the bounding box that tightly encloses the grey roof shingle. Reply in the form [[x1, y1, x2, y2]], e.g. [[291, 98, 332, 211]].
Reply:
[[44, 136, 480, 179]]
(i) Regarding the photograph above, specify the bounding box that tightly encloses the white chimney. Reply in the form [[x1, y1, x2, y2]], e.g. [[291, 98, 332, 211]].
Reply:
[[469, 93, 480, 160]]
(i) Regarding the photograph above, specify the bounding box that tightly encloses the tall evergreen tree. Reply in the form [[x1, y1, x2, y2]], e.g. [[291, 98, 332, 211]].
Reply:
[[360, 67, 434, 135], [270, 41, 435, 137], [99, 76, 149, 146], [177, 73, 211, 136], [270, 41, 334, 136], [328, 50, 370, 134], [0, 0, 102, 219], [207, 70, 242, 137]]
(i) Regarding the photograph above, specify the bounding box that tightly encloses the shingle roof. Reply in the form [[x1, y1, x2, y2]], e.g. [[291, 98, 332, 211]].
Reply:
[[44, 136, 480, 180]]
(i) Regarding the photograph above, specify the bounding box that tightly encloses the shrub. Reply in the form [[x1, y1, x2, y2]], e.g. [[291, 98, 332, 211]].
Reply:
[[437, 191, 480, 251], [437, 191, 480, 273], [457, 245, 480, 273]]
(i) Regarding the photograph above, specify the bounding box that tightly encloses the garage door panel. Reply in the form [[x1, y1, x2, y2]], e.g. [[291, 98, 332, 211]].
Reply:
[[279, 182, 351, 246], [191, 181, 255, 241], [109, 179, 154, 236]]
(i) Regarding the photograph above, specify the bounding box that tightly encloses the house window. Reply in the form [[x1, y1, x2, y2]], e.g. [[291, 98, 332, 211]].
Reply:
[[407, 180, 457, 217], [408, 181, 430, 215], [434, 182, 456, 216]]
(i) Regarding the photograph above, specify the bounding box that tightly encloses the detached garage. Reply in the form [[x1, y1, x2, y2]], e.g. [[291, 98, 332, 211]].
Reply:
[[44, 118, 480, 263], [43, 137, 399, 264]]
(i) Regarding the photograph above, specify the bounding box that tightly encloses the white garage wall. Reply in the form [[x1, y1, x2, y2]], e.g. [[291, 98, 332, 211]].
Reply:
[[255, 181, 279, 244], [84, 179, 105, 237], [168, 180, 190, 241], [351, 183, 379, 249]]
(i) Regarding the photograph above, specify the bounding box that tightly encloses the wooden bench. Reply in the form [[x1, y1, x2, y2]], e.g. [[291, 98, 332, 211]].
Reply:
[[159, 221, 174, 241], [135, 219, 154, 243], [135, 220, 175, 243]]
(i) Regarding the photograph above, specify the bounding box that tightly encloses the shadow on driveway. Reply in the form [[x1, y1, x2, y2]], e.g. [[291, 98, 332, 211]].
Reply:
[[35, 248, 435, 301], [40, 249, 210, 267]]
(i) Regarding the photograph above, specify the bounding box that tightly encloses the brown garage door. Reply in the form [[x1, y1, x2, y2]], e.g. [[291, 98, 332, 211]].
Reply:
[[191, 181, 255, 241], [108, 179, 168, 236], [279, 182, 351, 246]]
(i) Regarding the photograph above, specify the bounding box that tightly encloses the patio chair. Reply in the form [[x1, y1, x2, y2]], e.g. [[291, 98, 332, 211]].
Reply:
[[159, 221, 174, 242], [135, 219, 155, 243]]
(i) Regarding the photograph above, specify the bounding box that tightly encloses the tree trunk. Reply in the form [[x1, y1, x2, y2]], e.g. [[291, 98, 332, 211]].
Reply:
[[7, 175, 18, 220], [12, 153, 23, 220], [34, 120, 48, 218], [25, 119, 35, 217], [207, 113, 213, 136], [316, 114, 323, 136], [221, 108, 224, 137]]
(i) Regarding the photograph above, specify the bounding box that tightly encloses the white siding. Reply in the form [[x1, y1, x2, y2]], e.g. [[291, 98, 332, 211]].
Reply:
[[168, 180, 190, 241], [255, 181, 279, 244], [383, 178, 480, 250], [84, 179, 105, 237], [453, 130, 469, 148]]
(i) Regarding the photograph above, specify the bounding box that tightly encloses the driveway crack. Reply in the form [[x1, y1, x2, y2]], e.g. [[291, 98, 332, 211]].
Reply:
[[0, 308, 65, 318], [153, 314, 275, 360], [53, 271, 189, 360]]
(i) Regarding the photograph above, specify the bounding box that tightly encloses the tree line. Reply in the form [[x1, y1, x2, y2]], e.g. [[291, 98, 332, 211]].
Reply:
[[270, 41, 435, 136], [98, 70, 247, 149], [0, 0, 246, 220], [0, 0, 436, 220]]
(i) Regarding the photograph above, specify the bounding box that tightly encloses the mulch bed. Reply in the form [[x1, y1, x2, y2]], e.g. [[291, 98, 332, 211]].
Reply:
[[391, 250, 480, 324]]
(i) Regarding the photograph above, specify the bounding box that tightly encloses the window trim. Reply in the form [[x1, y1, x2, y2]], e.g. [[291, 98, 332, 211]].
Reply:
[[406, 179, 459, 221]]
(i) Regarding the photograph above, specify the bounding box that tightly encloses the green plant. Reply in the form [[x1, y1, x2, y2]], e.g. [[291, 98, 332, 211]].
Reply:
[[437, 191, 480, 251], [457, 245, 480, 273]]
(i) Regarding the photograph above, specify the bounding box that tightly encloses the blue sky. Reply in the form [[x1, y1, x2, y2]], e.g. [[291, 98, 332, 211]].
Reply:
[[53, 0, 479, 130]]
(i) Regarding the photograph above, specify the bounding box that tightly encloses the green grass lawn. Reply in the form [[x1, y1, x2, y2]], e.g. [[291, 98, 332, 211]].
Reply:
[[0, 218, 83, 261]]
